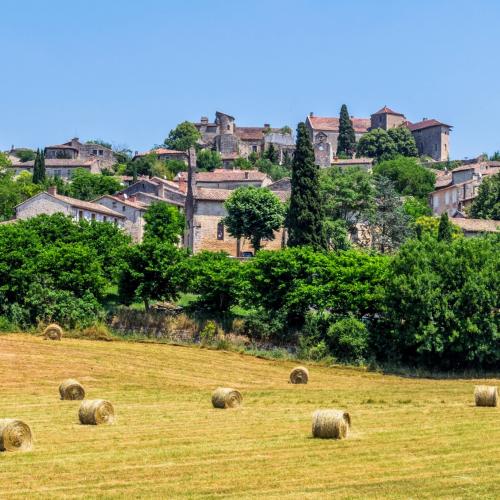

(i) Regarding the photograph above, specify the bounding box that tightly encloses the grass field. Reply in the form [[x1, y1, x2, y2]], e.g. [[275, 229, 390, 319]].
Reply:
[[1, 334, 499, 499]]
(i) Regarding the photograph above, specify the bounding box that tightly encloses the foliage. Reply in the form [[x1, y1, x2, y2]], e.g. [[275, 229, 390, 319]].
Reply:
[[437, 212, 454, 242], [323, 219, 351, 251], [143, 202, 185, 244], [223, 187, 285, 252], [357, 128, 397, 162], [86, 139, 112, 149], [369, 176, 411, 253], [414, 216, 462, 240], [470, 173, 500, 220], [280, 125, 292, 135], [403, 196, 431, 221], [381, 235, 500, 369], [490, 151, 500, 161], [66, 168, 122, 201], [151, 159, 187, 179], [12, 149, 36, 162], [336, 104, 356, 157], [264, 144, 279, 164], [0, 152, 12, 168], [327, 317, 369, 362], [197, 149, 222, 172], [320, 166, 375, 232], [182, 251, 242, 312], [118, 240, 187, 310], [126, 154, 156, 177], [373, 157, 435, 200], [233, 157, 252, 169], [387, 126, 418, 157], [255, 158, 290, 181], [0, 171, 45, 220], [32, 149, 46, 184], [287, 122, 327, 250], [164, 121, 201, 151]]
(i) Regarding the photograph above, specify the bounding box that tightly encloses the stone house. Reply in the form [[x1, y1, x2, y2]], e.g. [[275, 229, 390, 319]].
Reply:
[[10, 158, 108, 181], [119, 177, 186, 208], [94, 194, 147, 242], [194, 111, 294, 165], [176, 169, 272, 191], [132, 148, 188, 163], [15, 186, 126, 226], [429, 162, 500, 216], [45, 137, 115, 165], [306, 106, 452, 165]]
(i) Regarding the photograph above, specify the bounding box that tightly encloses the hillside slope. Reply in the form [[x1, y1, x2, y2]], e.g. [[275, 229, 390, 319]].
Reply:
[[0, 334, 498, 498]]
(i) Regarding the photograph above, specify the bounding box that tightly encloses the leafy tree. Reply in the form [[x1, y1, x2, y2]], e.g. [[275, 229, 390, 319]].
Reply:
[[152, 159, 187, 179], [357, 128, 397, 162], [143, 202, 185, 244], [320, 166, 375, 232], [125, 154, 156, 177], [32, 149, 46, 184], [233, 157, 252, 169], [86, 139, 112, 149], [369, 176, 410, 253], [323, 219, 351, 251], [280, 125, 292, 135], [0, 152, 12, 168], [437, 212, 454, 242], [470, 173, 500, 220], [403, 196, 432, 221], [248, 152, 260, 165], [336, 104, 356, 157], [12, 149, 36, 162], [265, 143, 279, 164], [287, 122, 327, 250], [373, 157, 436, 200], [118, 241, 187, 311], [414, 215, 461, 240], [387, 126, 418, 157], [326, 317, 369, 362], [197, 149, 222, 172], [113, 148, 132, 164], [223, 187, 285, 253], [489, 151, 500, 161], [282, 150, 293, 168], [255, 158, 290, 181], [164, 121, 201, 151], [183, 251, 242, 312], [381, 235, 500, 369], [66, 169, 122, 201], [0, 171, 45, 220]]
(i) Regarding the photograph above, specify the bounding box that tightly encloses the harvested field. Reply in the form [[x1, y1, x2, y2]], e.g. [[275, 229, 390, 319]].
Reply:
[[0, 333, 499, 498]]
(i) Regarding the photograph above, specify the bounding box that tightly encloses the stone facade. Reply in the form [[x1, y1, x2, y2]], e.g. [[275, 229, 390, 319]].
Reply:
[[45, 137, 115, 164], [409, 122, 450, 161], [11, 158, 107, 181], [194, 111, 294, 165], [132, 148, 188, 163], [119, 177, 186, 208]]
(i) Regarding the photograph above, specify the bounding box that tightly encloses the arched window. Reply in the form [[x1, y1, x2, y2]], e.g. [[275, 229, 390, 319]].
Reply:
[[217, 222, 224, 240]]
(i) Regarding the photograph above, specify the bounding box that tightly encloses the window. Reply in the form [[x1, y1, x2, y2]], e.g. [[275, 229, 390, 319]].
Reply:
[[434, 144, 438, 152], [112, 201, 117, 208], [93, 149, 98, 155], [91, 213, 96, 221], [122, 206, 126, 211], [78, 210, 84, 220], [103, 216, 107, 222], [114, 218, 118, 225], [99, 150, 103, 156], [54, 169, 61, 177], [217, 222, 224, 240], [227, 125, 230, 130], [252, 145, 258, 153]]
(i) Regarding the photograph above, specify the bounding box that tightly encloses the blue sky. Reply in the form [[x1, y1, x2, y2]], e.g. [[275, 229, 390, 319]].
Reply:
[[1, 0, 499, 159]]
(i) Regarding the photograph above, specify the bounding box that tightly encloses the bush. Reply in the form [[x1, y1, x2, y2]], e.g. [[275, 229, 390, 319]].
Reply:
[[80, 323, 114, 341], [0, 316, 17, 332], [326, 317, 369, 362], [200, 320, 218, 345]]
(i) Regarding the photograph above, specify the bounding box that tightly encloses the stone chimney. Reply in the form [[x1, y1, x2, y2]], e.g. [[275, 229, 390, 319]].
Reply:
[[200, 116, 208, 124], [183, 147, 197, 250], [47, 185, 57, 196]]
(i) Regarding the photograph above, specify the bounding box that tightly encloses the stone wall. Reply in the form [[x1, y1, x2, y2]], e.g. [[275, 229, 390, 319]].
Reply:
[[412, 125, 449, 161], [16, 194, 72, 219]]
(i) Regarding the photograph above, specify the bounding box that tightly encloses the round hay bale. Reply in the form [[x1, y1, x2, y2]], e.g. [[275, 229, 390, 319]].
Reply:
[[474, 385, 498, 407], [312, 409, 351, 439], [0, 419, 33, 452], [211, 388, 242, 409], [290, 366, 309, 384], [43, 323, 63, 341], [78, 399, 115, 425], [59, 379, 85, 400]]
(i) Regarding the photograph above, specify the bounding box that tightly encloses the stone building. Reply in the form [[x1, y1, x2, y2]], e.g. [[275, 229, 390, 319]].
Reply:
[[119, 176, 186, 208], [176, 169, 272, 191], [15, 186, 126, 226], [306, 106, 452, 165], [45, 137, 115, 164], [10, 158, 108, 181], [132, 148, 188, 163], [429, 161, 500, 216], [194, 111, 294, 165]]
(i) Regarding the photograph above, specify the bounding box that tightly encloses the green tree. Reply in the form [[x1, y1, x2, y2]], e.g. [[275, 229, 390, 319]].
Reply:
[[373, 157, 435, 200], [369, 176, 410, 253], [86, 139, 112, 149], [357, 128, 397, 162], [381, 235, 500, 369], [12, 149, 36, 162], [470, 173, 500, 220], [0, 152, 12, 168], [414, 215, 461, 240], [287, 122, 327, 249], [489, 151, 500, 161], [280, 125, 292, 135], [387, 126, 418, 157], [143, 202, 185, 244], [403, 196, 432, 221], [32, 149, 46, 184], [265, 143, 279, 164], [164, 121, 201, 151], [437, 212, 454, 242], [67, 169, 122, 201], [233, 157, 253, 169], [183, 251, 242, 312], [197, 149, 222, 172], [336, 104, 356, 157], [223, 187, 285, 253]]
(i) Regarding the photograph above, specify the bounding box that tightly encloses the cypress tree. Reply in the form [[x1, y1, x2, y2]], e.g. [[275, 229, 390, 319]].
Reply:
[[33, 149, 42, 184], [336, 104, 356, 158], [287, 122, 327, 249], [437, 212, 453, 242], [265, 143, 279, 164], [39, 148, 46, 183]]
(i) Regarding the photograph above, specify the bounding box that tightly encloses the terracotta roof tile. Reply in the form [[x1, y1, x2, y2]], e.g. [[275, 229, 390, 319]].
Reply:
[[372, 106, 405, 117], [195, 187, 290, 202], [235, 127, 279, 141], [452, 218, 499, 233], [308, 116, 371, 133], [407, 119, 452, 131], [134, 148, 186, 158], [178, 169, 268, 182]]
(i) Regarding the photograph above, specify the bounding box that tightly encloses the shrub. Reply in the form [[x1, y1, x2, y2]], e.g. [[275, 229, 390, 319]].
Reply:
[[80, 323, 114, 341], [200, 320, 218, 345], [326, 317, 369, 362]]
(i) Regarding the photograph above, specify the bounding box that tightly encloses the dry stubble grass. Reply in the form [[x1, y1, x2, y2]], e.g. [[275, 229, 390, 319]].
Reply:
[[0, 334, 499, 499]]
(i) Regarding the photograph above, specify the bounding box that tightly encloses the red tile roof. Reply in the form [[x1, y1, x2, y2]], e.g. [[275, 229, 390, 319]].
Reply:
[[308, 116, 371, 133], [372, 106, 405, 117], [407, 119, 451, 131], [178, 169, 268, 182], [195, 187, 289, 202], [235, 127, 278, 141], [48, 193, 126, 218], [134, 148, 186, 158], [452, 218, 499, 233]]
